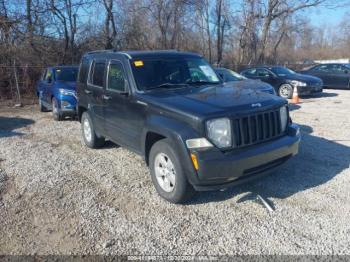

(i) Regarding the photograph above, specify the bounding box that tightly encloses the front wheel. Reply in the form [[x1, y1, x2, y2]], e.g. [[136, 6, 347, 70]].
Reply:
[[52, 98, 62, 121], [278, 84, 293, 99], [149, 139, 195, 204], [81, 111, 105, 149]]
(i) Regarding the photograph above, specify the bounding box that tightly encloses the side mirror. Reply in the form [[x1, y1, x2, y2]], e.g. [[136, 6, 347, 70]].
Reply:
[[47, 76, 52, 84]]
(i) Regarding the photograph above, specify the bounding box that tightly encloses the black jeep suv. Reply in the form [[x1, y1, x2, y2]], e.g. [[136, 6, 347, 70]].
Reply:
[[77, 50, 300, 203]]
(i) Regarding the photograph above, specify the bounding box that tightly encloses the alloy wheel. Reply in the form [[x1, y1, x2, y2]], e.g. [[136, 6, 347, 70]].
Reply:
[[154, 153, 176, 193], [279, 84, 293, 99], [83, 118, 92, 143]]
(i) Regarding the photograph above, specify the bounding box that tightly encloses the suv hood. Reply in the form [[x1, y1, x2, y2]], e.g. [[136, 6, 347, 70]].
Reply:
[[224, 79, 273, 90], [142, 84, 285, 118], [56, 81, 77, 91]]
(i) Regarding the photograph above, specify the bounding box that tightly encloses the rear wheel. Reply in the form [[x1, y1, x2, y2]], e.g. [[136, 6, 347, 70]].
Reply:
[[52, 98, 62, 121], [149, 139, 195, 204], [81, 111, 105, 148], [38, 94, 46, 112], [278, 84, 293, 99]]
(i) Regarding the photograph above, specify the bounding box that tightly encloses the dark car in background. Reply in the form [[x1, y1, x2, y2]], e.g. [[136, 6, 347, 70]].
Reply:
[[299, 63, 350, 89], [215, 67, 276, 95], [36, 66, 78, 121], [241, 66, 323, 99]]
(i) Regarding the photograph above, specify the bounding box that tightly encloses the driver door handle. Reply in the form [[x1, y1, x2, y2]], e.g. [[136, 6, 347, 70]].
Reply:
[[102, 95, 112, 100], [84, 89, 92, 94]]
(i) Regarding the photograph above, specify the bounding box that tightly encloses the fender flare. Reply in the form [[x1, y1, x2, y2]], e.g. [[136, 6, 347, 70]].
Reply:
[[141, 115, 201, 185]]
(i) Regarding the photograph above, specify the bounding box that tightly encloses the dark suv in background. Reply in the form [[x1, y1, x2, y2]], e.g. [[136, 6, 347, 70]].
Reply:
[[241, 66, 323, 99], [77, 50, 300, 203]]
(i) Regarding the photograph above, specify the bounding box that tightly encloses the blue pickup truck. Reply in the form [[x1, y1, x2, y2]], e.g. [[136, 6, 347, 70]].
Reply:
[[36, 66, 78, 120]]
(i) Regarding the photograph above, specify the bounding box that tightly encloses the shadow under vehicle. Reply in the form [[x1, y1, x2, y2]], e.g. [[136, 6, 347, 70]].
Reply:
[[0, 116, 35, 138]]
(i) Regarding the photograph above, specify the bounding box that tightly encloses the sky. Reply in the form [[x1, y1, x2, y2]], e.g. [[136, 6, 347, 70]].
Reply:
[[309, 3, 349, 27]]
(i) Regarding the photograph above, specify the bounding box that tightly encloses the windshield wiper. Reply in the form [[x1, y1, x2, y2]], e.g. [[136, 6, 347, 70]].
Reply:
[[186, 80, 221, 85], [147, 83, 188, 90]]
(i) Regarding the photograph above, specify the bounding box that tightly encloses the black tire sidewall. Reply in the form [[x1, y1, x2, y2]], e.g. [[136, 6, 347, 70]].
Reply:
[[149, 139, 194, 204], [52, 98, 62, 121], [81, 111, 105, 148], [39, 94, 46, 112]]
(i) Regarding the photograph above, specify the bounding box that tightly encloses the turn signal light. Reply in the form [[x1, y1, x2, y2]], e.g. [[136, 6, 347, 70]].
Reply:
[[191, 153, 199, 171]]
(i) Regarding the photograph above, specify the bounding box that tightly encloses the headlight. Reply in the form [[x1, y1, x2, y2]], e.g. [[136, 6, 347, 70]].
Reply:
[[59, 88, 76, 96], [280, 106, 288, 132], [289, 80, 307, 87], [206, 118, 232, 148]]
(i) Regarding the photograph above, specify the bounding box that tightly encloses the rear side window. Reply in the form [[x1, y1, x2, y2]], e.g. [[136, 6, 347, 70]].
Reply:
[[78, 57, 90, 83], [313, 65, 331, 72], [88, 60, 106, 87], [243, 69, 257, 76], [257, 69, 270, 77]]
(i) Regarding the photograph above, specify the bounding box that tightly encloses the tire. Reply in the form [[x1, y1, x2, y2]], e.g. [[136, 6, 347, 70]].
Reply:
[[278, 84, 293, 99], [38, 95, 46, 112], [81, 111, 105, 148], [149, 139, 195, 204], [52, 98, 62, 121]]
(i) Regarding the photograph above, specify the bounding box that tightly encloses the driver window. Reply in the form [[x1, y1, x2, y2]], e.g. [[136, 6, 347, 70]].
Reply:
[[107, 62, 126, 92], [45, 70, 53, 82]]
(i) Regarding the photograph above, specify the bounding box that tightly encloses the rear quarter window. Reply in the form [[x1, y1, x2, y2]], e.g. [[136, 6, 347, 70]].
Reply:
[[88, 60, 106, 87]]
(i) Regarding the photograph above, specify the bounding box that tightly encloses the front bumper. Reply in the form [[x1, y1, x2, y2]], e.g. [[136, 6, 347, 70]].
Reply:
[[188, 124, 300, 191], [58, 94, 77, 115], [298, 85, 323, 95]]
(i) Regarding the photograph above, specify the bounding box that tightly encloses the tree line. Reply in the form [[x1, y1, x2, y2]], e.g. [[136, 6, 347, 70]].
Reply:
[[0, 0, 349, 99]]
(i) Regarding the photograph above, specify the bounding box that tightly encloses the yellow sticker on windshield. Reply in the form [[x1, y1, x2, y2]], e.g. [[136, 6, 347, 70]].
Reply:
[[134, 61, 144, 67]]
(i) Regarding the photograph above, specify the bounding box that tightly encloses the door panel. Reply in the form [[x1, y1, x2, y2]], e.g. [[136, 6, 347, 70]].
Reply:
[[330, 65, 350, 88], [310, 65, 334, 87], [86, 59, 107, 135], [103, 60, 145, 152]]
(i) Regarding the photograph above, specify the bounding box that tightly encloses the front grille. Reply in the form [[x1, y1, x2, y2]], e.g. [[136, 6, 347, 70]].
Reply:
[[232, 109, 283, 148]]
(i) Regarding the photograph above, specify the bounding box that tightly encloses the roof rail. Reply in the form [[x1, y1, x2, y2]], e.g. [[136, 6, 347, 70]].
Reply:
[[86, 49, 132, 59], [86, 49, 114, 55]]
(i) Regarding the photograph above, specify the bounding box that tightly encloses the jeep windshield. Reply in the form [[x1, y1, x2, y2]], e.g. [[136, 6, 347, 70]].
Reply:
[[130, 57, 221, 91], [55, 68, 78, 82]]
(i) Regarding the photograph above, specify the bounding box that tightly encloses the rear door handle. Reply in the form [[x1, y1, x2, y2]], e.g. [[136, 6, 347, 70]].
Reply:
[[102, 95, 112, 100], [84, 90, 92, 94]]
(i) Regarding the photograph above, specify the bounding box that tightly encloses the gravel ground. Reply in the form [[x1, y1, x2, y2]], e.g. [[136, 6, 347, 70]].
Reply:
[[0, 89, 349, 256]]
